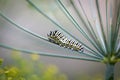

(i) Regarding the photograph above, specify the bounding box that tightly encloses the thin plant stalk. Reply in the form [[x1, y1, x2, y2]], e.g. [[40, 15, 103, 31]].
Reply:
[[26, 0, 104, 58], [56, 0, 104, 59], [0, 11, 102, 59], [0, 11, 48, 41], [76, 0, 107, 56], [57, 0, 106, 55], [0, 43, 101, 62], [95, 0, 108, 54]]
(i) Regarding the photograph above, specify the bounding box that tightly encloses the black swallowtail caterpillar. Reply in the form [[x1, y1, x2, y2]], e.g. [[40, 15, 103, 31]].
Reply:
[[47, 30, 84, 52]]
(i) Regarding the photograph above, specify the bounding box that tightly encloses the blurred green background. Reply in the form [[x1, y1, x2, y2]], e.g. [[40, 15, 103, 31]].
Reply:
[[0, 51, 67, 80]]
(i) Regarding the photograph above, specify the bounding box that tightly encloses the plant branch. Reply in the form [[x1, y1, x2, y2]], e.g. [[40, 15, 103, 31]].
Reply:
[[78, 0, 105, 52], [96, 0, 108, 54], [26, 0, 103, 58], [0, 10, 102, 59], [71, 0, 105, 58], [0, 11, 48, 41], [57, 0, 106, 56], [0, 43, 101, 62]]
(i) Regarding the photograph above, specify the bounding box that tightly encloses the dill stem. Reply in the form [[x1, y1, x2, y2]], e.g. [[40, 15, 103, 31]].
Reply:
[[105, 63, 115, 80]]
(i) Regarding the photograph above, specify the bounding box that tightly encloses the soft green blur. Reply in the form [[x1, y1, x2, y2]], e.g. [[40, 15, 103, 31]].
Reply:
[[0, 51, 119, 80], [0, 50, 67, 80]]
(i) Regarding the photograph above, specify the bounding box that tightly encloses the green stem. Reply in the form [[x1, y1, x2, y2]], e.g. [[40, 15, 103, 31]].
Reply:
[[105, 63, 115, 80], [0, 43, 101, 62]]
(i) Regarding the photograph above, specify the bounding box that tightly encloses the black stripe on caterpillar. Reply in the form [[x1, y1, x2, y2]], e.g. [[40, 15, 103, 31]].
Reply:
[[47, 30, 84, 52]]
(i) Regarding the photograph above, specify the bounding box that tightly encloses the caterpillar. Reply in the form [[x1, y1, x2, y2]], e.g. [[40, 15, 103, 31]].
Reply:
[[47, 30, 84, 52]]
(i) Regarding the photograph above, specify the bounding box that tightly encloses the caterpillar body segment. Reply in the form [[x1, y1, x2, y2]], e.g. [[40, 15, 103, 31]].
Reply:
[[47, 30, 84, 52]]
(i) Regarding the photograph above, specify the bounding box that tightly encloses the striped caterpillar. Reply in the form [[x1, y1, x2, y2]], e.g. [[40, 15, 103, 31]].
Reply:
[[47, 30, 84, 52]]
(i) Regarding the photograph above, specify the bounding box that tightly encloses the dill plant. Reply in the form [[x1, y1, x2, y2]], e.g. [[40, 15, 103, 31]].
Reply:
[[0, 0, 120, 80]]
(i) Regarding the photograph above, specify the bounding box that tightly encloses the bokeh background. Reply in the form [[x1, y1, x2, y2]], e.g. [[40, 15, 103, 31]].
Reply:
[[0, 0, 120, 80]]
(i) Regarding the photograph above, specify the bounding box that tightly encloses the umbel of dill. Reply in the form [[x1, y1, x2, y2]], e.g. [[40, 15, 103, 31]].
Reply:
[[0, 0, 120, 80]]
